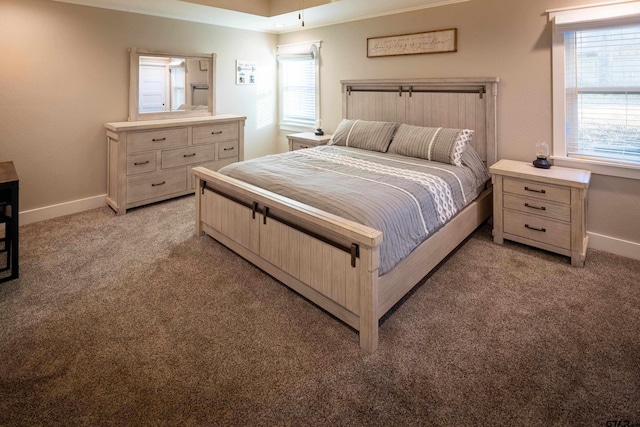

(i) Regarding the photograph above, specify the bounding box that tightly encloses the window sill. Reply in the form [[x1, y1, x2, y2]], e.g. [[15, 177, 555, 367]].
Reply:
[[279, 122, 315, 133], [551, 156, 640, 180]]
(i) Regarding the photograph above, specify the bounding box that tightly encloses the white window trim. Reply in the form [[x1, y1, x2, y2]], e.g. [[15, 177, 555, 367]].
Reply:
[[549, 1, 640, 180], [277, 40, 321, 132]]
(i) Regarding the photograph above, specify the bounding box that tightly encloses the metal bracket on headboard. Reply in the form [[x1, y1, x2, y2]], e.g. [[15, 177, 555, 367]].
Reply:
[[347, 85, 486, 99]]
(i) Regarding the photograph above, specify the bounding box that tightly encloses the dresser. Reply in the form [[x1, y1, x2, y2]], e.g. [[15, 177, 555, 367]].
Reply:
[[105, 115, 245, 215], [490, 159, 591, 267], [287, 132, 332, 151]]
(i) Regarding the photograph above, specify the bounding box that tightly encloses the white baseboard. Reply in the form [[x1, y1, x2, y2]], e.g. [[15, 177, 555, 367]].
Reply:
[[20, 194, 107, 225], [588, 231, 640, 261]]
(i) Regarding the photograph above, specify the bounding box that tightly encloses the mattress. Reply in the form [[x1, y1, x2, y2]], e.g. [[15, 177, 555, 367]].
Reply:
[[219, 145, 490, 274]]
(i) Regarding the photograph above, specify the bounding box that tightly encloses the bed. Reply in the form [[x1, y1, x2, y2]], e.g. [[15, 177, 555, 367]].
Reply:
[[191, 78, 499, 353]]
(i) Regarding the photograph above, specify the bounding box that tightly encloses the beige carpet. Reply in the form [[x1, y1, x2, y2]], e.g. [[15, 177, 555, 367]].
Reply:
[[1, 195, 639, 426]]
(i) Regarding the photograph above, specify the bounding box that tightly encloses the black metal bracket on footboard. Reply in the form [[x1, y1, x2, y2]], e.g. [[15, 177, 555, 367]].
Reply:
[[201, 183, 361, 268]]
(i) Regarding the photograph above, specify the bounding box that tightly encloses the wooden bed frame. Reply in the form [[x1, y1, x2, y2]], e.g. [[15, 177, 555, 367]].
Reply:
[[192, 78, 499, 353]]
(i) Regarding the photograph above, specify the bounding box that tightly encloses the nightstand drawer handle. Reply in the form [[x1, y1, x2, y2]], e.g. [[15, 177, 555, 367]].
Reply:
[[524, 186, 546, 194], [524, 203, 546, 211], [300, 145, 309, 149], [134, 160, 150, 166], [151, 181, 166, 187], [152, 137, 167, 142], [183, 153, 196, 158], [525, 224, 546, 232], [211, 131, 223, 135], [223, 147, 235, 151]]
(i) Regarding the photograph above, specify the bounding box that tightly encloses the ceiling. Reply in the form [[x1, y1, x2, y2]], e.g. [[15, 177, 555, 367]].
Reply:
[[51, 0, 470, 33]]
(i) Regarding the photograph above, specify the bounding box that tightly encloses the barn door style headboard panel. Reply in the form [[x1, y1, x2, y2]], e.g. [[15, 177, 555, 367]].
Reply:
[[341, 78, 499, 166]]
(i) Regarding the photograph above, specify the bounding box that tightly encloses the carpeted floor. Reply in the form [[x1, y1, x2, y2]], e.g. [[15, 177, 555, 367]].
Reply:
[[1, 195, 639, 426]]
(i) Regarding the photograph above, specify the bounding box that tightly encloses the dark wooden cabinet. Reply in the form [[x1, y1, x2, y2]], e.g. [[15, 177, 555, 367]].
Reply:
[[0, 161, 19, 282]]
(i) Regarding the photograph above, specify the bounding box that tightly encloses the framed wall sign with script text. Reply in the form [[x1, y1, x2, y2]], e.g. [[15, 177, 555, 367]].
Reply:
[[367, 28, 457, 58]]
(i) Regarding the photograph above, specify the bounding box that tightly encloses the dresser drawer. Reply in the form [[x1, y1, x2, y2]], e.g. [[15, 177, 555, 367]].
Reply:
[[503, 177, 570, 205], [162, 144, 216, 169], [503, 193, 570, 222], [127, 128, 188, 154], [127, 153, 157, 175], [218, 140, 239, 159], [126, 169, 187, 204], [503, 210, 571, 250], [193, 123, 239, 145]]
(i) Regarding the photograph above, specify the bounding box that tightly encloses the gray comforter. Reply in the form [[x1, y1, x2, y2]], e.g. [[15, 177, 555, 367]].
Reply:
[[219, 145, 489, 274]]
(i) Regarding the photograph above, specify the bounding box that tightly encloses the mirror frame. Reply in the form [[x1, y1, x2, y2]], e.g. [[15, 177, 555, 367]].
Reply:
[[129, 47, 216, 121]]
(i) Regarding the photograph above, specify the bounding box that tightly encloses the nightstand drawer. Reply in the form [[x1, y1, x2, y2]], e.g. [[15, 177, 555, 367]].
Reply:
[[291, 141, 315, 150], [503, 177, 570, 205], [503, 193, 570, 222], [504, 211, 571, 250]]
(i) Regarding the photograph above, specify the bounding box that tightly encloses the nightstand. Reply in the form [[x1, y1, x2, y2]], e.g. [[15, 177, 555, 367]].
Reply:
[[287, 132, 332, 151], [490, 159, 591, 267]]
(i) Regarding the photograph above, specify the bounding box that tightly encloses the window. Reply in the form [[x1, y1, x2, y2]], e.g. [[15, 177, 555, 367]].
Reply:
[[550, 2, 640, 179], [277, 41, 321, 131]]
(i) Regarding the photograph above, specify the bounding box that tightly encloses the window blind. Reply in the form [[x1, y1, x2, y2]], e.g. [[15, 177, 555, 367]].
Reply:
[[277, 42, 320, 129], [564, 24, 640, 164], [280, 58, 316, 126]]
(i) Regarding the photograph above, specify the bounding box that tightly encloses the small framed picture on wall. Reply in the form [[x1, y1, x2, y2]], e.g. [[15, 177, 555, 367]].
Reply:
[[236, 60, 256, 85]]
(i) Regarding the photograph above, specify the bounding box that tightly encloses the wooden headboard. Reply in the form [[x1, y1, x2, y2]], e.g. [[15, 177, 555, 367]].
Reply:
[[341, 78, 499, 166]]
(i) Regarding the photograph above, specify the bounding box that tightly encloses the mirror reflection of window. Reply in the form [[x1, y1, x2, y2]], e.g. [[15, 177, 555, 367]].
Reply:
[[169, 59, 185, 111], [138, 56, 186, 113]]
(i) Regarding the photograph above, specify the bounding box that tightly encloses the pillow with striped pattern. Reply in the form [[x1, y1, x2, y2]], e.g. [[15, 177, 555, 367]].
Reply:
[[327, 119, 397, 153], [387, 124, 474, 166]]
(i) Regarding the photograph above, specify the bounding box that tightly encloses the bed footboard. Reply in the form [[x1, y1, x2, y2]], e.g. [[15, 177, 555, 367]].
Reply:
[[192, 166, 384, 353]]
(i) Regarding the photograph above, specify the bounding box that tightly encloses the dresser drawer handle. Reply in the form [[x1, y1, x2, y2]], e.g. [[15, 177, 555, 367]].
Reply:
[[134, 160, 150, 166], [183, 153, 196, 158], [524, 203, 546, 211], [223, 147, 235, 151], [151, 181, 166, 187], [300, 145, 309, 149], [525, 224, 546, 232], [211, 131, 223, 135], [152, 137, 167, 142], [524, 186, 546, 194]]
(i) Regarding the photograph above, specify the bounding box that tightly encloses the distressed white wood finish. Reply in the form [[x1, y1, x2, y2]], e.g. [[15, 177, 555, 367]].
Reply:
[[195, 78, 499, 352], [342, 78, 499, 166], [490, 159, 591, 267], [106, 115, 245, 215]]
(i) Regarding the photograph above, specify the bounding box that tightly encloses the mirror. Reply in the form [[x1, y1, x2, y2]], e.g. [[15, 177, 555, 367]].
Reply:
[[129, 48, 216, 121]]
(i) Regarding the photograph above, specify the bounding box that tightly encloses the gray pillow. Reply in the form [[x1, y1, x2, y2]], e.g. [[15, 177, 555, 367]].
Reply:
[[388, 124, 474, 166], [328, 119, 397, 152]]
